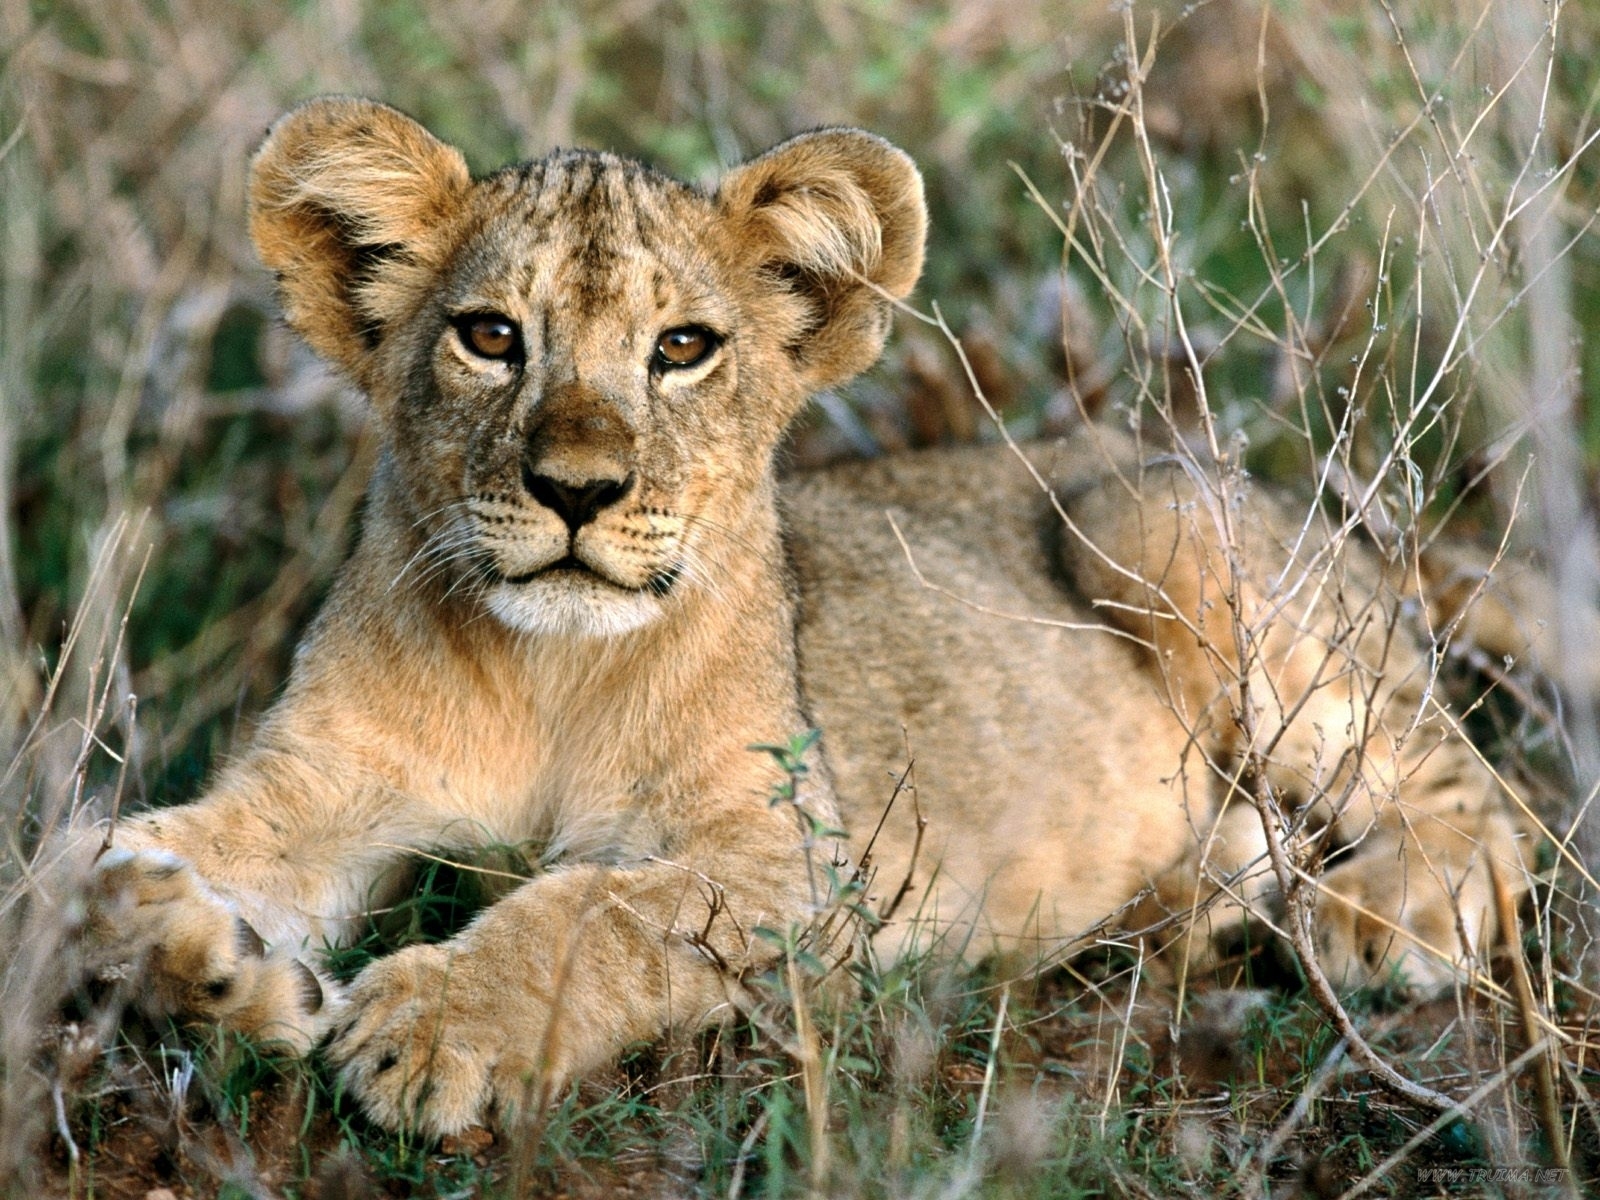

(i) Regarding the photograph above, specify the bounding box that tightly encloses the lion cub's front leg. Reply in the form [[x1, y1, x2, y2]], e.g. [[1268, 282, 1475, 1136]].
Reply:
[[326, 883, 740, 1137], [327, 812, 811, 1137], [75, 741, 446, 1053], [83, 841, 331, 1053]]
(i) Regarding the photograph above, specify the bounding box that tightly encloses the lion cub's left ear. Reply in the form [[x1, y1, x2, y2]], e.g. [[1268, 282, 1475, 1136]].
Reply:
[[718, 129, 926, 390], [249, 97, 472, 390]]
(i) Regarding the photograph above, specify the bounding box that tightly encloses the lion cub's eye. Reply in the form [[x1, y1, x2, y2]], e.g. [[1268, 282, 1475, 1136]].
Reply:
[[653, 326, 720, 372], [455, 314, 522, 362]]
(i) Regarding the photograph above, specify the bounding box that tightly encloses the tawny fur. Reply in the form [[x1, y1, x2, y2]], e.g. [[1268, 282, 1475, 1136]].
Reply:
[[72, 98, 1529, 1137]]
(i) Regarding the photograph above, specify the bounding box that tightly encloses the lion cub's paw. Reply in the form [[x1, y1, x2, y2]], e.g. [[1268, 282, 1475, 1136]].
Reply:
[[329, 944, 534, 1138], [326, 947, 496, 1139], [1309, 854, 1484, 995], [88, 847, 334, 1053]]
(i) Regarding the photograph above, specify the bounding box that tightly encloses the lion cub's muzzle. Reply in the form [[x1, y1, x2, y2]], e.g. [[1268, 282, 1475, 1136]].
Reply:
[[469, 387, 691, 633]]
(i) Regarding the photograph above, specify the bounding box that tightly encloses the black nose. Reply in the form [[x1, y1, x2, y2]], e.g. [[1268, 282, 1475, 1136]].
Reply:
[[521, 464, 634, 532]]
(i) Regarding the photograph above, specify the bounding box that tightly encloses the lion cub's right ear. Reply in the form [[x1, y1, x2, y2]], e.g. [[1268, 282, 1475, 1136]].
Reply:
[[249, 97, 471, 389]]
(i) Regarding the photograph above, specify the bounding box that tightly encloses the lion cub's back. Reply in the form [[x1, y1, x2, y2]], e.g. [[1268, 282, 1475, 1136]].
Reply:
[[781, 440, 1199, 960]]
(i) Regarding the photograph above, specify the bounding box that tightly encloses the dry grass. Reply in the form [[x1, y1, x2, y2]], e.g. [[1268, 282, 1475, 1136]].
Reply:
[[3, 0, 1599, 1196]]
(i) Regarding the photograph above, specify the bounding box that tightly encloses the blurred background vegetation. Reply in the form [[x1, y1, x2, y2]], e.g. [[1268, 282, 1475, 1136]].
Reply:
[[2, 0, 1597, 817]]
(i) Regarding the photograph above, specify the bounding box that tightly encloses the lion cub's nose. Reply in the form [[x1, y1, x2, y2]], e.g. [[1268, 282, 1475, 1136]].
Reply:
[[520, 385, 638, 531], [522, 466, 634, 532]]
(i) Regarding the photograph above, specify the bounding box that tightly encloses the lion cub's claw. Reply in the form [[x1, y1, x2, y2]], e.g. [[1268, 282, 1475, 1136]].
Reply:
[[328, 945, 505, 1138], [86, 846, 336, 1053]]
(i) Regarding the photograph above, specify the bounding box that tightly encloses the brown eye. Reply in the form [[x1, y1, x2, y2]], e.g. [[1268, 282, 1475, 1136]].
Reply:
[[654, 326, 720, 370], [457, 314, 520, 361]]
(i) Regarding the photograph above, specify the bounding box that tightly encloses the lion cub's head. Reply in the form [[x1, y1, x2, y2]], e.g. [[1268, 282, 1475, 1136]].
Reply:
[[248, 98, 924, 637]]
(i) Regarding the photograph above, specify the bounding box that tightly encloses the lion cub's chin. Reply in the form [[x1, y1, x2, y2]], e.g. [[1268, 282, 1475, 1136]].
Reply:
[[485, 576, 666, 639]]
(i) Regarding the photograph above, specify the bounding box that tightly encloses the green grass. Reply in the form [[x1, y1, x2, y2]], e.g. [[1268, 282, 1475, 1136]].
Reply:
[[61, 941, 1566, 1197]]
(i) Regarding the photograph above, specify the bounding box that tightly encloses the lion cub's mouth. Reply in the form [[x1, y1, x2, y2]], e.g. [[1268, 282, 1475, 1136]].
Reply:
[[496, 555, 680, 598], [499, 554, 596, 587]]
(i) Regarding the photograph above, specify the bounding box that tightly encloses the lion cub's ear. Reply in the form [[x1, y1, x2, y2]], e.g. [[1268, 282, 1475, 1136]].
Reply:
[[249, 97, 471, 389], [718, 129, 926, 391]]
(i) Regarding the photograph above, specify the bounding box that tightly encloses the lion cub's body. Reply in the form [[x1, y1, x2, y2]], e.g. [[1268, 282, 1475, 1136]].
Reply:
[[790, 438, 1199, 958], [74, 99, 1527, 1137]]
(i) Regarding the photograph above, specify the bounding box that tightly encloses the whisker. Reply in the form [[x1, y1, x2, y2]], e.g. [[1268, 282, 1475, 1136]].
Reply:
[[679, 511, 783, 574], [389, 503, 486, 596], [413, 535, 491, 594], [670, 541, 732, 609], [391, 531, 470, 595], [441, 552, 496, 604], [410, 497, 476, 532]]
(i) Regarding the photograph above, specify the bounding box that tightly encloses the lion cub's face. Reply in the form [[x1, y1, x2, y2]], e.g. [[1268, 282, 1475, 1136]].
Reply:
[[392, 156, 765, 637], [248, 99, 925, 637]]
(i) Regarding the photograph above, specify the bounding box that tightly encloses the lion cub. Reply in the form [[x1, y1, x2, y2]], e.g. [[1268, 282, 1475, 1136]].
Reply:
[[73, 98, 1526, 1136]]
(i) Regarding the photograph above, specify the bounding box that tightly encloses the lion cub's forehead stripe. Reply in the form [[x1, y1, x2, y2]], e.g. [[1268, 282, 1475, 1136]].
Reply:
[[477, 150, 708, 316]]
